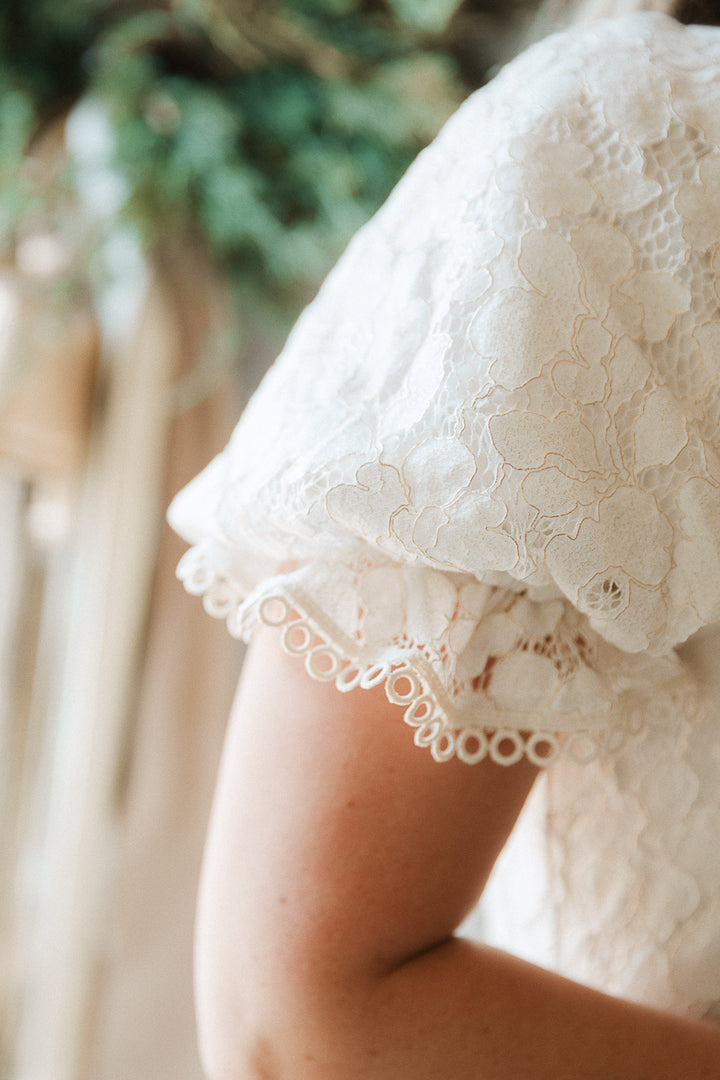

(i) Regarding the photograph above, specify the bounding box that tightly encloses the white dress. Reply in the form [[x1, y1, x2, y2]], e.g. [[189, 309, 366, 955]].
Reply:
[[169, 12, 720, 1021]]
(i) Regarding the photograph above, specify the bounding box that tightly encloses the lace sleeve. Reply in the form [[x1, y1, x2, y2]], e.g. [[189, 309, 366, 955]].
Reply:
[[169, 12, 720, 766]]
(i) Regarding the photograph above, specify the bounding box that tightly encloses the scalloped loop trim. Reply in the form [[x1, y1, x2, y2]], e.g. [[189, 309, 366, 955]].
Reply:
[[174, 546, 689, 768]]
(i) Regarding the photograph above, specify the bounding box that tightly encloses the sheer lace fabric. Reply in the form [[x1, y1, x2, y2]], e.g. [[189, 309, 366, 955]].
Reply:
[[170, 12, 720, 765], [483, 625, 720, 1021]]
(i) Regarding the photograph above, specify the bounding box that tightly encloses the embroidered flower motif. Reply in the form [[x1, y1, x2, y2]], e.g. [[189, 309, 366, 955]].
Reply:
[[430, 491, 519, 573], [518, 228, 582, 298], [691, 322, 720, 394], [521, 468, 609, 519], [632, 389, 689, 473], [579, 569, 631, 620], [325, 460, 406, 538], [402, 438, 476, 507], [470, 288, 575, 389], [676, 152, 720, 252], [570, 223, 635, 318], [552, 353, 608, 405], [605, 337, 652, 408], [669, 476, 720, 627], [585, 42, 673, 142], [595, 168, 663, 216], [488, 411, 601, 473], [619, 272, 692, 343], [444, 226, 503, 304], [545, 485, 673, 605], [497, 134, 595, 219], [672, 74, 720, 145]]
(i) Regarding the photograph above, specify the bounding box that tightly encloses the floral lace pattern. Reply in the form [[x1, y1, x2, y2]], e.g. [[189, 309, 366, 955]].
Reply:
[[484, 627, 720, 1020], [547, 694, 720, 1020], [176, 538, 695, 766], [170, 13, 720, 765]]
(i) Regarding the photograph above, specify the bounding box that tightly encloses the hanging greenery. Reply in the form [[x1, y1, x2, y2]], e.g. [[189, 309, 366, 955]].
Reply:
[[0, 0, 535, 324]]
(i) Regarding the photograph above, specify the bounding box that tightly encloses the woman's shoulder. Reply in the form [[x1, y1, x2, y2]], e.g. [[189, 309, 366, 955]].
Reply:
[[451, 12, 720, 148]]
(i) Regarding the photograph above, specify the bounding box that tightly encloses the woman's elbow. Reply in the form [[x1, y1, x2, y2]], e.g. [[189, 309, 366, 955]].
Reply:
[[194, 908, 374, 1080]]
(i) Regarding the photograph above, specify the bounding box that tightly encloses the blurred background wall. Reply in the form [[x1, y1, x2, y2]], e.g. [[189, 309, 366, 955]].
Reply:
[[0, 2, 537, 1077]]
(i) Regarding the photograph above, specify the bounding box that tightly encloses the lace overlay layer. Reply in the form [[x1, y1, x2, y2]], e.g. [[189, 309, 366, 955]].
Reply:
[[170, 13, 720, 765], [177, 538, 695, 766]]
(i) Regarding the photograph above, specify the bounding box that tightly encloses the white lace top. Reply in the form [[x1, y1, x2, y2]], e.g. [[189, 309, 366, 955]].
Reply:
[[170, 12, 720, 1018]]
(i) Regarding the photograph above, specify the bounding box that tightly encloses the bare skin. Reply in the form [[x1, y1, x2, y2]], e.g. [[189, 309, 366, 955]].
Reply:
[[194, 626, 720, 1079]]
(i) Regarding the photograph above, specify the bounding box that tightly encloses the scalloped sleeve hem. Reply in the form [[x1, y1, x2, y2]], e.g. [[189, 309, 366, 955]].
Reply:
[[169, 525, 697, 768]]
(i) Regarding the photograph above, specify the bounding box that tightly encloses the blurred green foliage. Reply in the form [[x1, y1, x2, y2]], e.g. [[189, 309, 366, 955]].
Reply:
[[0, 0, 534, 321]]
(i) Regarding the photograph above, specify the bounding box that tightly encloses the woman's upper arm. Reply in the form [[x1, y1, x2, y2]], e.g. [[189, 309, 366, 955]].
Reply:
[[196, 625, 539, 991]]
